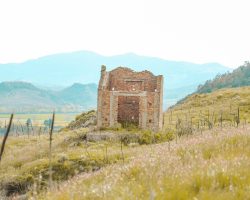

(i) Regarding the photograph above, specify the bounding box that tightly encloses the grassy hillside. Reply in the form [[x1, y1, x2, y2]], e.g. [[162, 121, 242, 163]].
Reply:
[[0, 124, 249, 199], [0, 129, 124, 197], [41, 127, 250, 200], [165, 87, 250, 130], [197, 62, 250, 94], [0, 127, 173, 197]]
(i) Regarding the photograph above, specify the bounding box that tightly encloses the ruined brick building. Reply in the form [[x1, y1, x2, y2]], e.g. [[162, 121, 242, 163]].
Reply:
[[97, 66, 163, 131]]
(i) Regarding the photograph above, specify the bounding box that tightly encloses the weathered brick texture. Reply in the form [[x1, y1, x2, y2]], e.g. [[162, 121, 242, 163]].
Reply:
[[97, 66, 163, 131]]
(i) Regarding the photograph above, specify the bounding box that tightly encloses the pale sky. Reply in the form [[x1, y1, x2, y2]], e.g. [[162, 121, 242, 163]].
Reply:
[[0, 0, 249, 67]]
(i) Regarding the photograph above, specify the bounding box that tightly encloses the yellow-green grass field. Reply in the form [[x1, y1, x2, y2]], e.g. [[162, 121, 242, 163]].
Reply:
[[0, 128, 126, 198], [41, 126, 250, 200], [0, 113, 79, 128], [0, 125, 249, 199]]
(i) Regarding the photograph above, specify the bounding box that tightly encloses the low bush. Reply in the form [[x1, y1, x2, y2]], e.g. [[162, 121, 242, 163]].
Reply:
[[0, 152, 122, 196], [120, 129, 175, 145]]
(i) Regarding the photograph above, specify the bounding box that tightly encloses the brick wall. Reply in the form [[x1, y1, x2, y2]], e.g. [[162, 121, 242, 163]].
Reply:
[[97, 66, 163, 131]]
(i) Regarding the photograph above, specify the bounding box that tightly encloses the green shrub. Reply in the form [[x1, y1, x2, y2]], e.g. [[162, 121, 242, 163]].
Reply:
[[120, 133, 140, 146], [138, 130, 153, 145], [1, 151, 122, 196]]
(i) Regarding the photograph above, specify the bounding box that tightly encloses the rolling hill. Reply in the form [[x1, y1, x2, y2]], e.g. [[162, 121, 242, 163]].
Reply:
[[0, 82, 97, 113]]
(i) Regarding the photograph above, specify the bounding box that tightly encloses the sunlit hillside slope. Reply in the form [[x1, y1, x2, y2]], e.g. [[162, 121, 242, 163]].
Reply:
[[165, 87, 250, 129]]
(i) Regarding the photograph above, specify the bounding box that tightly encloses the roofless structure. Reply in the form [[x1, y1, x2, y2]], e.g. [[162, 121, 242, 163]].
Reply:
[[97, 66, 163, 131]]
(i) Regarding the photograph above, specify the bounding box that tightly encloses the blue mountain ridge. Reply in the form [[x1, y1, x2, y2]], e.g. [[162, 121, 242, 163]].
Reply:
[[0, 51, 230, 110]]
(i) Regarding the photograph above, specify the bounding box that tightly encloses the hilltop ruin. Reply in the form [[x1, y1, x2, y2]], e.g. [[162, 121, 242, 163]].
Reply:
[[97, 66, 163, 131]]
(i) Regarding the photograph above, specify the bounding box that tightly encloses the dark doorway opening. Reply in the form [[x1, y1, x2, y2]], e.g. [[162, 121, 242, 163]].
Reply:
[[118, 96, 139, 128]]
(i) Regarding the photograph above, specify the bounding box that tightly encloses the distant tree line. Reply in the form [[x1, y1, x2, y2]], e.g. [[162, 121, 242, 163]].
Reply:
[[197, 61, 250, 93]]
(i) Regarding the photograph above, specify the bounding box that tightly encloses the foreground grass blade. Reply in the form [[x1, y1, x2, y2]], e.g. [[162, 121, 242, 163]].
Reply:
[[0, 113, 14, 162]]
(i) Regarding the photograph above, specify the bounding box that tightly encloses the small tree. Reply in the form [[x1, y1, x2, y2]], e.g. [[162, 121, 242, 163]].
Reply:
[[26, 118, 32, 137]]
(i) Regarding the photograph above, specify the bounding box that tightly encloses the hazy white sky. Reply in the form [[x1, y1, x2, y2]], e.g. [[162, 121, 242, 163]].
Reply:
[[0, 0, 249, 67]]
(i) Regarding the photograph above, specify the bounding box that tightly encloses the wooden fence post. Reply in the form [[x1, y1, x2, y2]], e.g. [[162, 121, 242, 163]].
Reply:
[[48, 112, 55, 189], [0, 114, 14, 163]]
